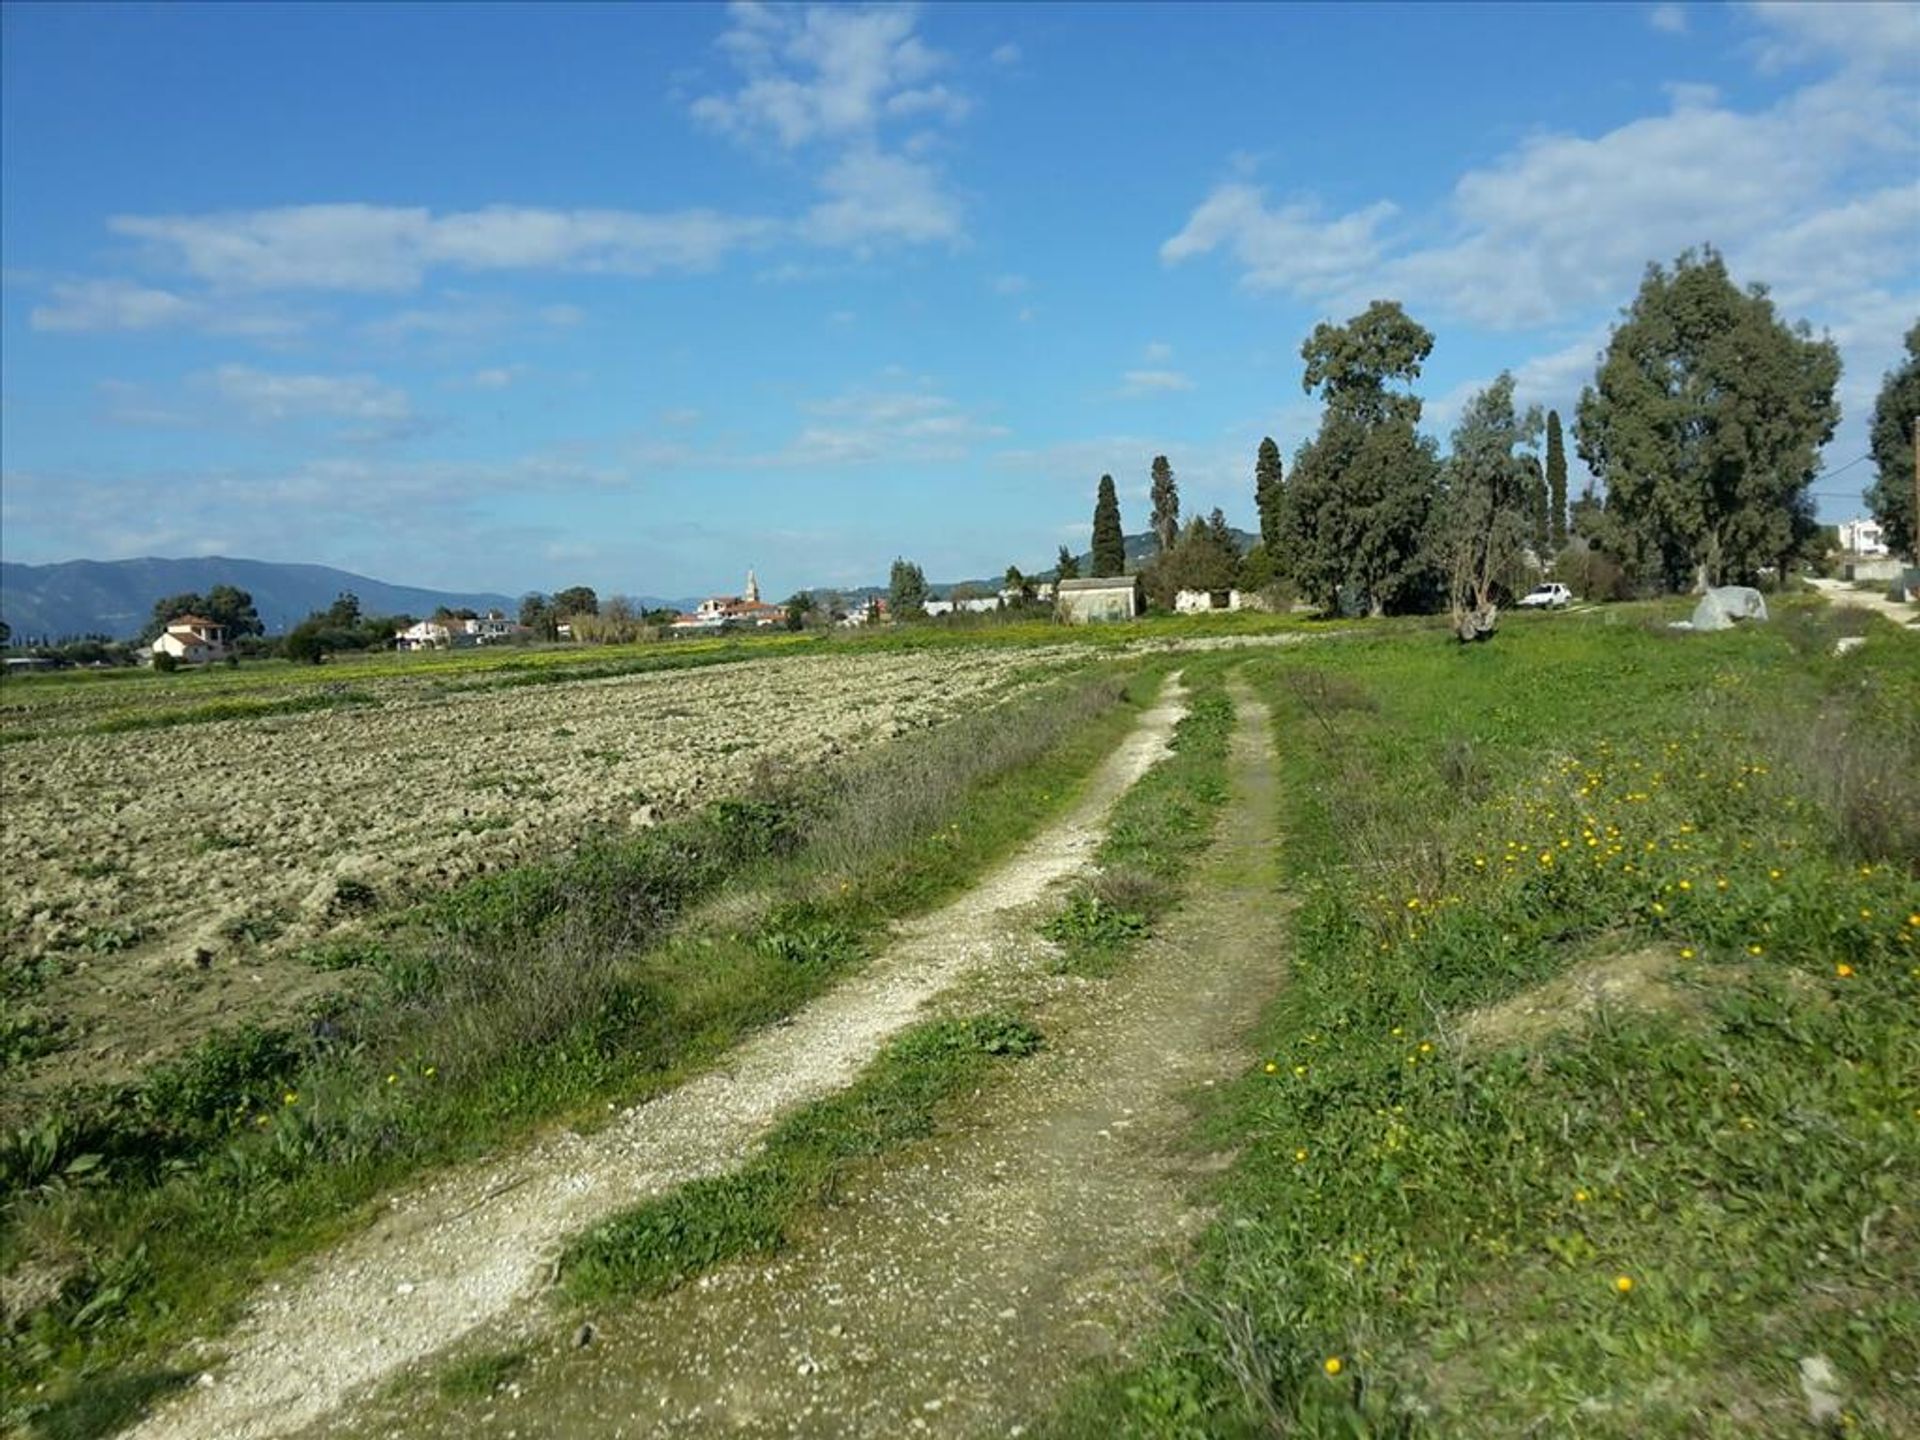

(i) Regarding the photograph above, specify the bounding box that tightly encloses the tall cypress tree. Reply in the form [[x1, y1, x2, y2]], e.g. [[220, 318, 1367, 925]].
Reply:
[[1545, 409, 1569, 552], [1254, 436, 1284, 553], [1091, 474, 1126, 577], [1525, 454, 1550, 555], [1149, 456, 1179, 552]]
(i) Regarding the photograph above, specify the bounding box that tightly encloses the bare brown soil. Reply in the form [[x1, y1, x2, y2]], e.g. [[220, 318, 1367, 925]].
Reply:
[[2, 648, 1063, 1103]]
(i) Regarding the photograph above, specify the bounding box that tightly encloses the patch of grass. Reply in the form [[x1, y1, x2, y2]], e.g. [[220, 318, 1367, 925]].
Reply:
[[88, 689, 378, 735], [434, 1346, 527, 1400], [73, 925, 143, 957], [559, 1013, 1045, 1301], [1044, 678, 1235, 975], [2, 662, 1162, 1424], [0, 1006, 65, 1071], [20, 1366, 194, 1440], [1046, 619, 1920, 1439], [1042, 889, 1149, 953]]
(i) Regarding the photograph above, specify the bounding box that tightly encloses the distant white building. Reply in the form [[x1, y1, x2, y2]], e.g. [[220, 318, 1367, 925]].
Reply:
[[1055, 576, 1141, 625], [395, 612, 527, 651], [1838, 517, 1889, 557], [151, 615, 227, 663], [924, 596, 1002, 617], [1174, 588, 1245, 614]]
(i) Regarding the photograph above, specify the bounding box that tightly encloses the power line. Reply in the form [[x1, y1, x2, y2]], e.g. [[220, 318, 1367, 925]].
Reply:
[[1810, 453, 1870, 483]]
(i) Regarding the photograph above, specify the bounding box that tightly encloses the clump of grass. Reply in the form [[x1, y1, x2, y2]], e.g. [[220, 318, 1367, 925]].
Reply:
[[1043, 888, 1150, 955], [1042, 678, 1236, 976], [435, 1346, 526, 1400], [559, 1013, 1044, 1302]]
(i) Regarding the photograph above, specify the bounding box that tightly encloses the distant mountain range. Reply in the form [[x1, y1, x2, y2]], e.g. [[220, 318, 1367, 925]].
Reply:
[[0, 557, 688, 642]]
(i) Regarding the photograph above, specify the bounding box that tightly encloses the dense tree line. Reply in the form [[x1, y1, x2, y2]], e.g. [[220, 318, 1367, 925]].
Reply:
[[1070, 245, 1897, 617]]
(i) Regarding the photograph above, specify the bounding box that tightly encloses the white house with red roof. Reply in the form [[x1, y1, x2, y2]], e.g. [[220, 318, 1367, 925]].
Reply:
[[151, 615, 227, 663]]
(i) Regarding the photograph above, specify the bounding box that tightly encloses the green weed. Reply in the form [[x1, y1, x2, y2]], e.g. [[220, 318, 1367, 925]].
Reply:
[[559, 1013, 1045, 1302]]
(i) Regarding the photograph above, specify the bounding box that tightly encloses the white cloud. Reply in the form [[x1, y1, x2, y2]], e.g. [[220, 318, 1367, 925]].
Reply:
[[1120, 369, 1195, 395], [1747, 0, 1920, 74], [539, 303, 586, 327], [29, 277, 308, 338], [208, 365, 413, 426], [94, 379, 193, 428], [991, 272, 1029, 295], [1649, 4, 1689, 35], [114, 204, 776, 293], [1161, 183, 1398, 299], [690, 6, 970, 253], [776, 383, 1005, 466], [800, 147, 964, 247], [1142, 340, 1174, 362], [990, 42, 1022, 67], [464, 365, 527, 391], [1165, 25, 1920, 344], [31, 278, 196, 332], [693, 3, 959, 150]]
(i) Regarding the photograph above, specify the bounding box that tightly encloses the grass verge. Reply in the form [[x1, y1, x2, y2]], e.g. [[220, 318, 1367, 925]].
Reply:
[[2, 661, 1163, 1437], [559, 1012, 1045, 1301], [1045, 606, 1919, 1439], [1042, 672, 1236, 975]]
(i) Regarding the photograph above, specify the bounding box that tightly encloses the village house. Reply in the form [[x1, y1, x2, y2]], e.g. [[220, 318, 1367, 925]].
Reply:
[[1838, 517, 1889, 558], [394, 611, 528, 651], [151, 615, 228, 663]]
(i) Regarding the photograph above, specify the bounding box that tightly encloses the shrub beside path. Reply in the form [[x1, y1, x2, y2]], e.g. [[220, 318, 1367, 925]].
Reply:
[[327, 678, 1288, 1440], [125, 679, 1192, 1440]]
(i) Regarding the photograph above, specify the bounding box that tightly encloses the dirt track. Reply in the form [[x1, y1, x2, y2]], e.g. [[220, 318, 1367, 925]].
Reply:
[[320, 678, 1288, 1440], [1806, 576, 1919, 628], [123, 677, 1191, 1440]]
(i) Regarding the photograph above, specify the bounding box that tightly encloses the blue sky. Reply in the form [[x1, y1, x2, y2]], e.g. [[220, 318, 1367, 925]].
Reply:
[[3, 1, 1915, 600]]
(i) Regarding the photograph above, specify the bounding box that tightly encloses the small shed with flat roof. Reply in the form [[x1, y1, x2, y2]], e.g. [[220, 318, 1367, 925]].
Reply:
[[1054, 576, 1141, 624]]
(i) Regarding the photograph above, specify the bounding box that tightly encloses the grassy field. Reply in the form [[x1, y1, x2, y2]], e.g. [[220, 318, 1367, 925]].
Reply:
[[2, 661, 1172, 1437], [1048, 599, 1919, 1437]]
